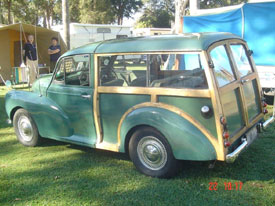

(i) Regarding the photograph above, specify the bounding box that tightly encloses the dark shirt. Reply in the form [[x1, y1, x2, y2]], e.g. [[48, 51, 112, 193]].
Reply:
[[49, 45, 61, 62], [24, 43, 37, 61]]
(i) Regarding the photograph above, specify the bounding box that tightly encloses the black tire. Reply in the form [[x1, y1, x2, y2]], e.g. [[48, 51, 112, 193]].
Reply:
[[13, 108, 40, 147], [129, 127, 179, 178]]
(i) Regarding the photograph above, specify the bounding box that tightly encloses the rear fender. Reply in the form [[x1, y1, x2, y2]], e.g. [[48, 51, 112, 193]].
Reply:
[[119, 106, 217, 161]]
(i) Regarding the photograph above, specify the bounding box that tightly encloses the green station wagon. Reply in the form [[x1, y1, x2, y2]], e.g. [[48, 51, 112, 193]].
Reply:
[[5, 33, 269, 177]]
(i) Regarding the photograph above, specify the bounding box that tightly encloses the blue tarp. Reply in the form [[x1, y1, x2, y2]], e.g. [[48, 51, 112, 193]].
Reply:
[[183, 2, 275, 66]]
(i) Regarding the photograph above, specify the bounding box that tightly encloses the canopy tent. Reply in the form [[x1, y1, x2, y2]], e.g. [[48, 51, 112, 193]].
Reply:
[[183, 2, 275, 67], [0, 23, 66, 82]]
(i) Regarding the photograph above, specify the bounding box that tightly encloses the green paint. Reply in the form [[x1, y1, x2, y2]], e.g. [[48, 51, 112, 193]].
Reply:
[[32, 74, 52, 96], [5, 90, 73, 138], [47, 83, 96, 143], [99, 94, 150, 144], [119, 107, 216, 160], [158, 96, 218, 138]]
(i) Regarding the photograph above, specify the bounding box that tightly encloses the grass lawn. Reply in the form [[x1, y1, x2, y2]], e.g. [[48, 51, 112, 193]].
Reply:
[[0, 86, 274, 206]]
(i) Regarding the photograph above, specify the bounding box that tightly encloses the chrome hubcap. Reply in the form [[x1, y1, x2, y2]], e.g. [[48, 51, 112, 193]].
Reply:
[[18, 116, 33, 142], [137, 136, 167, 170]]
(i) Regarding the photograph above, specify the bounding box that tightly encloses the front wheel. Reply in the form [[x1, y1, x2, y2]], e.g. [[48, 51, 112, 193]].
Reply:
[[129, 127, 179, 178], [13, 109, 40, 147]]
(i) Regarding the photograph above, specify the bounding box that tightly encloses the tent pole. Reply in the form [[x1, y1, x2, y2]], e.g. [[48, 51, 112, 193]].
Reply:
[[20, 23, 23, 64], [34, 21, 39, 76]]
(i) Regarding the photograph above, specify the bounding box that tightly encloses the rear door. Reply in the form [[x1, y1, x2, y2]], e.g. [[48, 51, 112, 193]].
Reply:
[[209, 40, 262, 141]]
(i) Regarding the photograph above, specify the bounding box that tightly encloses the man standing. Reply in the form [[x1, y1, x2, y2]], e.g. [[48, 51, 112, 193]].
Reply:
[[48, 37, 61, 72], [23, 35, 38, 85]]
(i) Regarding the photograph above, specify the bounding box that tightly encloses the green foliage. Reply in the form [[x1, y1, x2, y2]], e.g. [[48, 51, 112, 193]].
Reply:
[[136, 0, 174, 28], [78, 0, 115, 24], [111, 0, 143, 25], [0, 0, 143, 26]]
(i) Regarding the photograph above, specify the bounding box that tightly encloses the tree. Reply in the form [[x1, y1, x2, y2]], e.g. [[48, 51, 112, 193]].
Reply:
[[3, 0, 12, 24], [136, 0, 174, 28], [78, 0, 115, 24], [111, 0, 143, 25], [174, 0, 188, 33], [62, 0, 70, 49]]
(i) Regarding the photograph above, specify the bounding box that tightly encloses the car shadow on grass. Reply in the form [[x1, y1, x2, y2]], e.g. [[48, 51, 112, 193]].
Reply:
[[0, 95, 11, 129]]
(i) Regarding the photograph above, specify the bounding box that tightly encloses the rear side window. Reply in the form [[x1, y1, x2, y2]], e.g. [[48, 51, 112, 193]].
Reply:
[[99, 55, 147, 87], [210, 45, 236, 87], [98, 53, 208, 89], [149, 54, 207, 89], [230, 44, 253, 77]]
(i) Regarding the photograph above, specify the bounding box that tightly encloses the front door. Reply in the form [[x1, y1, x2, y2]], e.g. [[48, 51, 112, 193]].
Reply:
[[47, 54, 97, 146], [209, 40, 262, 140]]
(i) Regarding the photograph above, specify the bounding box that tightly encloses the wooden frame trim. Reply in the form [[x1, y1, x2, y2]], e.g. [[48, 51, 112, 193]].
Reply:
[[207, 39, 264, 154], [97, 86, 211, 98], [201, 51, 225, 160]]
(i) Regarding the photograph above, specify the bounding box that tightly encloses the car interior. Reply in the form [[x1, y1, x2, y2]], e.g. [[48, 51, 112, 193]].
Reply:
[[99, 54, 208, 89]]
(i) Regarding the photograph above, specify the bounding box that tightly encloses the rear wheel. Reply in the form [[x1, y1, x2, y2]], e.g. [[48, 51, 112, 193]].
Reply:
[[13, 109, 40, 147], [129, 127, 179, 178]]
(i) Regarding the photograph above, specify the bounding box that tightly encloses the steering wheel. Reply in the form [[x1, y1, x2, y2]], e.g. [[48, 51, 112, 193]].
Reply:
[[79, 71, 89, 86]]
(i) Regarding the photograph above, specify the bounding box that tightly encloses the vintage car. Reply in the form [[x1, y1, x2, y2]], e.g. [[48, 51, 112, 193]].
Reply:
[[5, 33, 270, 177]]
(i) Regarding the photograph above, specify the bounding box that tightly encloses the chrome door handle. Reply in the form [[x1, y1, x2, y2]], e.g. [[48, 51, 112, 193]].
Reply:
[[241, 79, 249, 84], [81, 94, 91, 99]]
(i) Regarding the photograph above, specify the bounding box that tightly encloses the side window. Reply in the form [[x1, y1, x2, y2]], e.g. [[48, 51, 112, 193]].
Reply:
[[65, 54, 90, 86], [230, 44, 253, 77], [210, 45, 236, 87], [54, 59, 65, 83], [150, 54, 208, 89], [99, 55, 147, 87]]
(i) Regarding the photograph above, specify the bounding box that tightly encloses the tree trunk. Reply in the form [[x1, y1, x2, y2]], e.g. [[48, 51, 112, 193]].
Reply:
[[46, 8, 51, 29], [174, 0, 189, 34], [0, 0, 3, 24], [118, 16, 123, 25], [43, 14, 47, 28], [62, 0, 70, 49], [7, 0, 11, 24]]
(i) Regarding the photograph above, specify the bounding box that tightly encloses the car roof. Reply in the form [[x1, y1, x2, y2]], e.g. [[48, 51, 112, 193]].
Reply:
[[62, 32, 242, 56]]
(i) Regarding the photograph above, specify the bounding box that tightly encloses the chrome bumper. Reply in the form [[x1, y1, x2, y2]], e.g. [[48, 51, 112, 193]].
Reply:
[[262, 116, 274, 128], [226, 138, 248, 163]]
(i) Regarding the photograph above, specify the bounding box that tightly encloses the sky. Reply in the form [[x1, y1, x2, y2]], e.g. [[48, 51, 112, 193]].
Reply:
[[122, 12, 143, 27]]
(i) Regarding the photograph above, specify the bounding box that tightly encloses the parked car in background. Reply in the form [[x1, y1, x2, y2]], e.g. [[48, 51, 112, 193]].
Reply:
[[5, 33, 270, 177]]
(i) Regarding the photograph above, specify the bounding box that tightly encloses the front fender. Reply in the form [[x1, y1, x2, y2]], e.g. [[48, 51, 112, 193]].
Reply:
[[5, 90, 73, 138], [119, 107, 216, 161]]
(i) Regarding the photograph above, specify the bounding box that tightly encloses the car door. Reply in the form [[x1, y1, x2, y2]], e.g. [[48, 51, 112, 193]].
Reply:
[[47, 54, 97, 146], [209, 41, 262, 142]]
